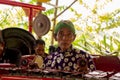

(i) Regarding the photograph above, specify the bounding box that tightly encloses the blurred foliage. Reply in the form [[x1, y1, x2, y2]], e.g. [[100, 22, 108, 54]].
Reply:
[[0, 0, 120, 56]]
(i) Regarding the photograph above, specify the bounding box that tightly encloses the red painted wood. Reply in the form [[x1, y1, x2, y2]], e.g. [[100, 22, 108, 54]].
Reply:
[[93, 55, 120, 72], [0, 0, 45, 32]]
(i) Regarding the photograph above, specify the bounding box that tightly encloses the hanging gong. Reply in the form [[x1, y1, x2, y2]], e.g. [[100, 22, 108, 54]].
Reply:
[[2, 27, 36, 55], [32, 13, 51, 37]]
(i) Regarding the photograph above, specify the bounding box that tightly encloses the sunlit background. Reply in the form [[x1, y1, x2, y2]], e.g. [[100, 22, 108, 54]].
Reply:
[[0, 0, 120, 55]]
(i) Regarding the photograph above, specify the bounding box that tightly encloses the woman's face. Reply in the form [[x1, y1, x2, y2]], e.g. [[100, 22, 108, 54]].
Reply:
[[54, 27, 76, 51]]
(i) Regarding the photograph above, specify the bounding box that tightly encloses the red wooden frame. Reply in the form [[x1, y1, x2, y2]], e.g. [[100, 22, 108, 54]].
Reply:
[[93, 55, 120, 78], [0, 0, 45, 32], [93, 55, 120, 72]]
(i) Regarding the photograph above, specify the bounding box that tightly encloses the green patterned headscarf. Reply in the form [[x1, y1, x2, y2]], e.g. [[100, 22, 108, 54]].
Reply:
[[54, 20, 75, 34]]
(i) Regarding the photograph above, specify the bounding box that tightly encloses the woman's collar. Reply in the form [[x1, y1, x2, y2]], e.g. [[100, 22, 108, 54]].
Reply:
[[57, 45, 73, 52]]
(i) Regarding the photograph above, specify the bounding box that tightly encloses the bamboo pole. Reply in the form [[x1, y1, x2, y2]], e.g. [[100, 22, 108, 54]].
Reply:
[[52, 0, 77, 21], [51, 0, 58, 45]]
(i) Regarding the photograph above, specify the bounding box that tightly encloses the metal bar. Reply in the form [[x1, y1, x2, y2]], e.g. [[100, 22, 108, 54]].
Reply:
[[29, 8, 33, 32], [0, 0, 45, 10]]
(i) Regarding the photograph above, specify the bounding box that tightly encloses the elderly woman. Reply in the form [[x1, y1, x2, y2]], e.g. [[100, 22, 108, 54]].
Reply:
[[44, 20, 96, 74]]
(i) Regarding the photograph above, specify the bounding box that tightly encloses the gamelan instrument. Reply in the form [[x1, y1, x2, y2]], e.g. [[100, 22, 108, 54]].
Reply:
[[0, 64, 120, 80], [2, 28, 36, 55], [32, 13, 51, 37]]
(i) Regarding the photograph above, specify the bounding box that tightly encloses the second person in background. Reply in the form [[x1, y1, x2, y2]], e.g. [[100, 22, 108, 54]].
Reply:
[[29, 39, 48, 69]]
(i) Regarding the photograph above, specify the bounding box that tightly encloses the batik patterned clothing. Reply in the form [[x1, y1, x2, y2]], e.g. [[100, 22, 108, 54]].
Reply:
[[44, 46, 96, 72]]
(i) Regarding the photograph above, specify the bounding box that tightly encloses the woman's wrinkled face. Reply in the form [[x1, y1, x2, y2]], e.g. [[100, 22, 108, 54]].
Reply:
[[54, 27, 76, 51], [35, 44, 45, 56]]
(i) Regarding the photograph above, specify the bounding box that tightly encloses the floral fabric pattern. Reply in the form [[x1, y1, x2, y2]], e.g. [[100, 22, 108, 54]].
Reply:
[[44, 46, 96, 72]]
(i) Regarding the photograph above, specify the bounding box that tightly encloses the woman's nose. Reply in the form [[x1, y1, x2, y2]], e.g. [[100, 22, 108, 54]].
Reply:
[[62, 35, 69, 40]]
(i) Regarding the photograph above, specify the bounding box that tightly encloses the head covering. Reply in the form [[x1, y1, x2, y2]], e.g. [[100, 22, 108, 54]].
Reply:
[[54, 20, 75, 34]]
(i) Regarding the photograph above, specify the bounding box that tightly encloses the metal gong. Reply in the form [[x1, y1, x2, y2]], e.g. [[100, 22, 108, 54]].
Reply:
[[32, 13, 51, 37], [2, 28, 36, 55]]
